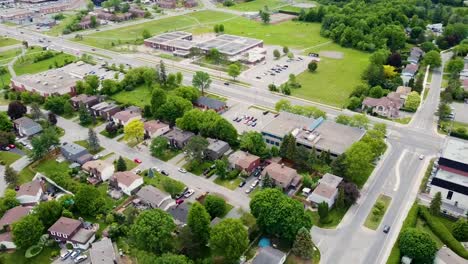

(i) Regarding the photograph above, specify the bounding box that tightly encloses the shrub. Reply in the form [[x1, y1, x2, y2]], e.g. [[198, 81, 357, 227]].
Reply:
[[66, 243, 73, 250], [419, 206, 468, 259], [25, 245, 43, 258]]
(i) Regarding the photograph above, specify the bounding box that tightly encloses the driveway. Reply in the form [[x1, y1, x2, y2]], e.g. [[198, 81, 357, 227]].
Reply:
[[450, 102, 468, 123], [0, 165, 5, 196]]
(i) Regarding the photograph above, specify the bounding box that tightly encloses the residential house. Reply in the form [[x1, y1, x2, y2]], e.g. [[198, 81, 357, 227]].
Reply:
[[144, 120, 170, 139], [158, 0, 176, 8], [252, 247, 287, 264], [112, 108, 142, 127], [462, 79, 468, 92], [60, 142, 93, 165], [429, 138, 468, 216], [129, 8, 146, 18], [205, 138, 230, 160], [0, 232, 15, 249], [395, 86, 412, 100], [184, 0, 198, 8], [228, 150, 260, 173], [90, 102, 121, 121], [167, 203, 189, 226], [408, 47, 424, 64], [162, 128, 195, 149], [307, 173, 343, 208], [262, 163, 301, 190], [13, 116, 42, 137], [194, 96, 227, 113], [89, 237, 118, 264], [135, 185, 172, 209], [426, 23, 443, 34], [48, 217, 96, 249], [0, 206, 31, 231], [111, 171, 144, 195], [401, 63, 419, 85], [362, 96, 403, 119], [70, 94, 101, 109], [16, 180, 44, 205], [82, 160, 115, 184]]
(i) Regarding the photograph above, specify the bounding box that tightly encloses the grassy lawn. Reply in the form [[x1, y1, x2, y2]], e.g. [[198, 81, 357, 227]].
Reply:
[[45, 14, 76, 36], [111, 84, 152, 108], [14, 52, 76, 76], [214, 177, 242, 190], [153, 148, 181, 162], [0, 47, 22, 65], [117, 157, 138, 171], [34, 158, 70, 176], [143, 170, 186, 194], [18, 166, 36, 184], [0, 245, 60, 264], [184, 160, 214, 176], [225, 0, 288, 11], [364, 194, 392, 230], [74, 140, 104, 155], [294, 43, 370, 107], [308, 206, 348, 228], [75, 11, 236, 49], [0, 151, 21, 165], [100, 129, 122, 139], [285, 246, 321, 264], [416, 218, 444, 249], [0, 37, 20, 48], [420, 159, 435, 192]]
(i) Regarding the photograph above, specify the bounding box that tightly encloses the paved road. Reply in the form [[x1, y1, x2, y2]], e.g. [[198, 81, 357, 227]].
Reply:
[[0, 25, 451, 264]]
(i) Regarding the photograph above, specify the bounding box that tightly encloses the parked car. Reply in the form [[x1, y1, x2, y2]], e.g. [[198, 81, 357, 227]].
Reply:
[[224, 82, 230, 86], [74, 255, 88, 263], [61, 250, 72, 260], [184, 189, 194, 198], [178, 168, 187, 173], [263, 111, 269, 115], [93, 154, 102, 160], [133, 158, 142, 164], [251, 180, 259, 188], [239, 181, 246, 187], [175, 199, 184, 205], [419, 154, 425, 160], [245, 187, 253, 194], [135, 169, 142, 174], [161, 170, 169, 176], [383, 225, 391, 234], [70, 250, 80, 260], [8, 144, 15, 149]]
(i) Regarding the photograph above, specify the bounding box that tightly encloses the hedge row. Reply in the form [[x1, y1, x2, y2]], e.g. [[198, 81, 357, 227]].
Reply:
[[418, 207, 468, 259], [450, 131, 468, 140], [386, 203, 419, 264]]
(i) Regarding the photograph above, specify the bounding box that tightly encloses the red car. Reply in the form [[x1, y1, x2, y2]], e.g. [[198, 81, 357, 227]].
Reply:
[[175, 199, 184, 205], [8, 144, 15, 149], [133, 158, 142, 164]]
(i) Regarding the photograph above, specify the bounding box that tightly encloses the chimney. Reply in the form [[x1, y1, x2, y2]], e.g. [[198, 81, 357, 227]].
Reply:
[[281, 163, 284, 168]]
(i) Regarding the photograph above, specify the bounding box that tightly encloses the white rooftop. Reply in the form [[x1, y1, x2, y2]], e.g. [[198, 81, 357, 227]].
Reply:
[[435, 169, 468, 187], [442, 138, 468, 164]]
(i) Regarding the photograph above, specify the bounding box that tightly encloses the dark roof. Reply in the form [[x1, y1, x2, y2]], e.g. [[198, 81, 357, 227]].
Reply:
[[431, 177, 468, 195], [0, 206, 31, 227], [195, 96, 226, 109], [167, 203, 189, 224], [48, 217, 82, 236], [439, 157, 468, 173], [136, 185, 170, 208]]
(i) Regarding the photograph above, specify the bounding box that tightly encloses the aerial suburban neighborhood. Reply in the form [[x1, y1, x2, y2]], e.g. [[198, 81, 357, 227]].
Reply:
[[0, 0, 466, 264]]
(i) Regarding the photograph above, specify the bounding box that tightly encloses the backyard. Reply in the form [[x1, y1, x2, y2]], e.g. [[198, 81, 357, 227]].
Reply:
[[13, 51, 76, 76], [111, 84, 151, 108], [0, 151, 21, 166]]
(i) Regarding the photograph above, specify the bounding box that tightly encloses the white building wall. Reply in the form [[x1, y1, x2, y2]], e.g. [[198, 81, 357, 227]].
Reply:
[[0, 241, 16, 249], [150, 126, 171, 138], [307, 193, 334, 208], [17, 190, 42, 205], [100, 166, 115, 182], [119, 178, 144, 196], [429, 185, 468, 212]]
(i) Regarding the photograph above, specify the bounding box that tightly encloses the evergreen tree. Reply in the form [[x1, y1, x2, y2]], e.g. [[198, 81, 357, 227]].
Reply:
[[116, 156, 127, 172], [87, 128, 100, 153], [48, 112, 57, 126], [4, 165, 18, 186], [187, 202, 211, 248], [292, 227, 314, 259], [318, 202, 329, 224], [335, 187, 345, 209], [79, 105, 92, 126], [159, 60, 167, 87], [429, 192, 442, 215], [262, 172, 274, 188], [30, 103, 42, 120], [279, 133, 297, 160]]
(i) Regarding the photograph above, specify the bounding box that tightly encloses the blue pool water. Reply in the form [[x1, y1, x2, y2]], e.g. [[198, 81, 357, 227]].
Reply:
[[258, 238, 271, 248]]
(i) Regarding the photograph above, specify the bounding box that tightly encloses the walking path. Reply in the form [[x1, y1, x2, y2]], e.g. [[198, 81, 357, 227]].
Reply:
[[7, 48, 26, 78]]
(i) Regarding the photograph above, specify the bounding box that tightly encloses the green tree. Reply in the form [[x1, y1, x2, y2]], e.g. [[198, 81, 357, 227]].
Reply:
[[227, 64, 240, 80], [369, 86, 384, 98], [75, 185, 108, 216], [124, 119, 144, 143], [184, 135, 209, 163], [429, 192, 442, 215], [283, 46, 289, 54], [399, 228, 437, 263], [239, 131, 267, 156], [422, 51, 442, 68], [292, 227, 314, 259], [250, 188, 312, 243], [29, 127, 60, 161], [33, 200, 63, 228], [215, 159, 228, 179], [4, 166, 18, 186], [350, 114, 369, 129], [192, 71, 211, 96], [12, 215, 44, 248], [156, 96, 192, 125], [174, 86, 200, 102], [0, 112, 13, 131], [150, 136, 168, 158], [279, 133, 297, 160], [318, 201, 329, 224], [259, 10, 270, 24], [210, 219, 249, 264], [130, 209, 176, 253], [116, 156, 127, 172], [79, 105, 93, 126], [273, 49, 281, 59], [30, 103, 43, 120], [308, 61, 317, 72], [344, 141, 374, 184], [161, 178, 185, 197], [151, 88, 167, 117], [187, 202, 211, 247], [335, 186, 345, 209], [142, 29, 151, 39], [87, 128, 100, 153], [204, 195, 226, 219], [0, 189, 19, 213], [452, 219, 468, 242], [155, 253, 193, 264], [404, 91, 421, 112]]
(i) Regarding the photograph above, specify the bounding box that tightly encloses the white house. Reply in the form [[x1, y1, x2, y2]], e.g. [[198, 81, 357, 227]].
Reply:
[[112, 109, 142, 127], [307, 173, 343, 208], [111, 171, 144, 196], [82, 160, 115, 184], [144, 120, 170, 139], [0, 232, 16, 249], [15, 180, 44, 205]]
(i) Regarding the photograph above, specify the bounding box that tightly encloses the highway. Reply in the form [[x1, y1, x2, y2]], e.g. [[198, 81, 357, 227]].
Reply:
[[0, 24, 449, 264]]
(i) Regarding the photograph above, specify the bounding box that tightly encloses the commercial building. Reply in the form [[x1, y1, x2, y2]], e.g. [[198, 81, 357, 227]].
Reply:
[[429, 138, 468, 215], [144, 31, 264, 58], [194, 96, 227, 113], [261, 112, 365, 157], [11, 62, 122, 97]]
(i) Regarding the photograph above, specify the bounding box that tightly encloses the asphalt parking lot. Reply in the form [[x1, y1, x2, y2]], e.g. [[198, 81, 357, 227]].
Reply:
[[451, 102, 468, 123], [222, 102, 276, 134]]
